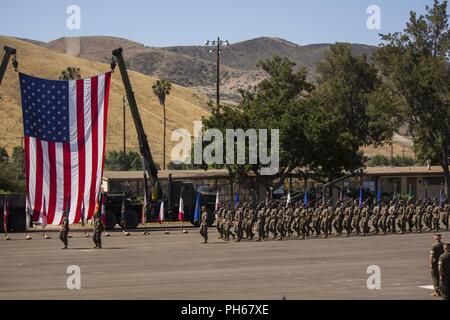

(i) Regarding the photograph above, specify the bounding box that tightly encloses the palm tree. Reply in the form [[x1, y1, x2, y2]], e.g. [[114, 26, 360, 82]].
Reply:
[[152, 79, 172, 170], [59, 66, 81, 80]]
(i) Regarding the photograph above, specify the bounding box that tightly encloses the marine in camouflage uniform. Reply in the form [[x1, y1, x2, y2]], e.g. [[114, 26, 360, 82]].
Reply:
[[334, 202, 345, 236], [414, 200, 424, 233], [343, 203, 353, 237], [372, 201, 381, 235], [199, 206, 209, 243], [59, 211, 70, 249], [223, 209, 235, 241], [276, 207, 287, 240], [430, 234, 445, 297], [442, 203, 449, 231], [432, 205, 441, 232], [256, 206, 266, 241], [92, 211, 104, 249], [215, 207, 224, 239], [438, 242, 450, 300], [268, 205, 278, 239], [234, 208, 244, 242], [361, 202, 370, 236]]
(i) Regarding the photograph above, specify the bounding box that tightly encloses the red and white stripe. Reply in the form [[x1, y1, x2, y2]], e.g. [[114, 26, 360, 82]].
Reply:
[[25, 73, 111, 225]]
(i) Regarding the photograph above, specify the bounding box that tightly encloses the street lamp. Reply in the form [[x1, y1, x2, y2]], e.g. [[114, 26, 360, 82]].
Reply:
[[204, 37, 230, 109]]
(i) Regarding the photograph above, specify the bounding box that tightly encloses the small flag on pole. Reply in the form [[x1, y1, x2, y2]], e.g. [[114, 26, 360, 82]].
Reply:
[[3, 198, 9, 233], [215, 189, 220, 211], [359, 186, 363, 208], [158, 200, 165, 224], [304, 189, 308, 205], [234, 192, 239, 209], [286, 190, 291, 208], [194, 192, 201, 223], [141, 192, 147, 225], [178, 195, 184, 222], [377, 185, 382, 207]]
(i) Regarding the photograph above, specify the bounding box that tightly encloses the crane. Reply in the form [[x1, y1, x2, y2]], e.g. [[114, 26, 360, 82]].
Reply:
[[0, 46, 17, 88]]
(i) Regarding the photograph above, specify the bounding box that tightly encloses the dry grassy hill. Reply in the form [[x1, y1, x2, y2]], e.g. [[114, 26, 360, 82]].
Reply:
[[39, 36, 377, 102], [0, 36, 211, 165]]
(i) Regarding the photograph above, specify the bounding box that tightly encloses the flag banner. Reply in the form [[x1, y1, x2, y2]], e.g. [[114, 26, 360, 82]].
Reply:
[[215, 189, 219, 211], [359, 187, 363, 208], [178, 196, 184, 222], [286, 191, 291, 207], [377, 185, 382, 207], [141, 192, 147, 225], [304, 189, 308, 205], [339, 187, 343, 202], [158, 200, 165, 224], [19, 72, 111, 225], [234, 192, 239, 209], [3, 198, 8, 232], [194, 192, 200, 222]]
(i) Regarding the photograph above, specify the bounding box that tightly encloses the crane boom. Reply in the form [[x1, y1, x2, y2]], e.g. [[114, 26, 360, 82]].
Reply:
[[112, 48, 159, 192], [0, 46, 16, 88]]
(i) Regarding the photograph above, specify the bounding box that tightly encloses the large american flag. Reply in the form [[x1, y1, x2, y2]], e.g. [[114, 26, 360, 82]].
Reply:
[[19, 72, 111, 225]]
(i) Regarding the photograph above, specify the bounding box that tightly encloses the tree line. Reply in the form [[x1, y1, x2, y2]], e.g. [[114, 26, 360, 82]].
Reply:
[[201, 0, 450, 196]]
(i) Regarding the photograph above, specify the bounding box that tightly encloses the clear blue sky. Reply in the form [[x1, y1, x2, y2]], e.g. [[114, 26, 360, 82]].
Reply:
[[0, 0, 440, 47]]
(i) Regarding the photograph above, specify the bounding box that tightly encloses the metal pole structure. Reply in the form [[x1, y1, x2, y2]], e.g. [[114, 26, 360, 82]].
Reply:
[[0, 46, 17, 88], [216, 37, 220, 108], [122, 96, 127, 170], [205, 38, 229, 110], [112, 48, 160, 202]]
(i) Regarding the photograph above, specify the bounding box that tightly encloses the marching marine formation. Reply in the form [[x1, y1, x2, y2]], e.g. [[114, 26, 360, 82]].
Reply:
[[212, 196, 450, 243]]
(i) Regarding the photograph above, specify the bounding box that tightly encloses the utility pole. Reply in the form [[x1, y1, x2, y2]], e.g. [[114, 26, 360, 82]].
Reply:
[[205, 38, 230, 109], [122, 96, 127, 170]]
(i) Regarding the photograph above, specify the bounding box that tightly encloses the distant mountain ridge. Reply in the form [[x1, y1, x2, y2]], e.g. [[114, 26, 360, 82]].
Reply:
[[31, 36, 377, 102]]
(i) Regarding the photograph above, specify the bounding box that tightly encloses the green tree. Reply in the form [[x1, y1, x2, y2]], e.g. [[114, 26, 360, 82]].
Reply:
[[105, 151, 143, 171], [375, 0, 450, 196], [0, 146, 25, 192], [368, 155, 390, 167], [152, 79, 172, 170], [311, 43, 401, 179], [202, 52, 393, 196], [59, 66, 81, 80], [11, 146, 25, 180]]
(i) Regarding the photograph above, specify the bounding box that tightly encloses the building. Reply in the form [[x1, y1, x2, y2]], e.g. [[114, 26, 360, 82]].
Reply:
[[361, 166, 447, 199], [102, 166, 449, 202]]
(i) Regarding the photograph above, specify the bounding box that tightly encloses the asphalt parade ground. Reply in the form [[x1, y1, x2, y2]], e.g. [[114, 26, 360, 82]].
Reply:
[[0, 227, 448, 300]]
